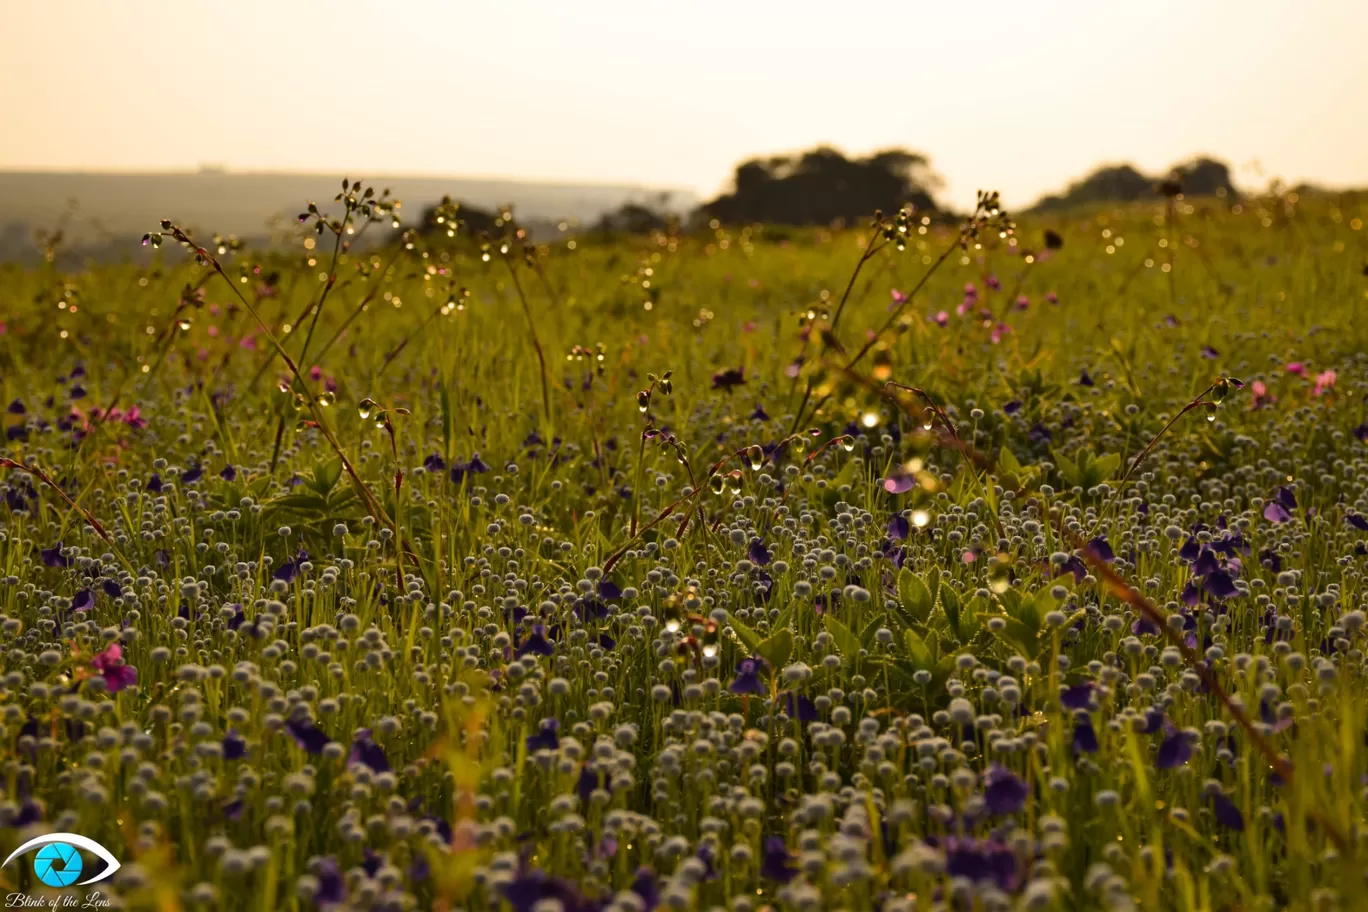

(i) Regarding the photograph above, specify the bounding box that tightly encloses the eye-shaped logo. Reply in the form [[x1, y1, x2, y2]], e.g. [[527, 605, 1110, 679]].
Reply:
[[2, 833, 120, 887]]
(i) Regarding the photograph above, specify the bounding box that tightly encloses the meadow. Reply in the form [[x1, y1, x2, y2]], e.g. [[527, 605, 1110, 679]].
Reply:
[[1, 183, 1367, 912]]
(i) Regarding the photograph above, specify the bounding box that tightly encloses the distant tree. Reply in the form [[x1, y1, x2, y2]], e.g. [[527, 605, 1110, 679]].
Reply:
[[698, 146, 942, 227], [592, 192, 674, 235], [406, 196, 502, 239], [1031, 157, 1239, 211]]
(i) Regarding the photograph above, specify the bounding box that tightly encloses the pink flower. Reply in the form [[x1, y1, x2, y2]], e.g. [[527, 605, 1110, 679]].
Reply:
[[1250, 380, 1272, 409], [122, 406, 147, 429], [1314, 370, 1337, 396], [310, 365, 324, 381], [963, 283, 977, 298], [990, 322, 1012, 344], [1046, 291, 1058, 304], [1014, 295, 1030, 311], [90, 643, 137, 693], [890, 288, 908, 306], [933, 310, 949, 326], [1285, 362, 1305, 376], [986, 275, 1001, 291]]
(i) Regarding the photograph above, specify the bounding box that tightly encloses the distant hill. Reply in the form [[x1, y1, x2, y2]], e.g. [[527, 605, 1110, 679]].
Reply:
[[0, 170, 698, 263], [1029, 157, 1239, 212]]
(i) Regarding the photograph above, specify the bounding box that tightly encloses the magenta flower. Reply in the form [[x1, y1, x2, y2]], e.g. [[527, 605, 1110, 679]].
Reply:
[[933, 310, 949, 326], [1046, 291, 1058, 304], [1285, 362, 1305, 376], [90, 643, 137, 693], [1313, 369, 1336, 396]]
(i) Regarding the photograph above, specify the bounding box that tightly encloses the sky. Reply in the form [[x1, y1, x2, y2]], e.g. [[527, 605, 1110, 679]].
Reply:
[[3, 0, 1367, 211]]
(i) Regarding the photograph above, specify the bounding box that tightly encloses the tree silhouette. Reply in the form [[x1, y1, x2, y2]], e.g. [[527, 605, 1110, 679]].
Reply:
[[1031, 157, 1239, 212], [698, 146, 942, 227]]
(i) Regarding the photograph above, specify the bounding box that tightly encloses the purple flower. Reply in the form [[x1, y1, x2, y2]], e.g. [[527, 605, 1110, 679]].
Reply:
[[730, 658, 766, 695], [315, 858, 346, 905], [761, 837, 796, 883], [1349, 514, 1368, 532], [1143, 709, 1167, 734], [181, 464, 203, 484], [90, 643, 137, 693], [576, 765, 611, 804], [516, 624, 555, 657], [72, 589, 93, 612], [1085, 537, 1115, 563], [1192, 548, 1220, 577], [1059, 682, 1095, 711], [40, 543, 68, 568], [6, 398, 24, 415], [983, 767, 1029, 815], [146, 473, 163, 493], [219, 464, 237, 482], [1355, 423, 1368, 444], [286, 718, 332, 754], [943, 837, 1018, 891], [597, 580, 623, 600], [1178, 537, 1200, 562], [102, 579, 121, 599], [1263, 501, 1292, 524], [347, 729, 390, 773], [1211, 792, 1244, 831], [423, 453, 446, 472], [711, 367, 745, 391], [1072, 717, 1099, 754], [1003, 400, 1022, 415], [1079, 369, 1094, 387], [782, 690, 818, 722], [222, 729, 247, 760], [1203, 570, 1239, 600], [747, 539, 772, 566], [527, 718, 560, 753], [501, 869, 593, 912], [631, 867, 659, 908], [1201, 345, 1219, 359], [749, 405, 769, 421], [887, 514, 910, 540], [1156, 733, 1193, 769]]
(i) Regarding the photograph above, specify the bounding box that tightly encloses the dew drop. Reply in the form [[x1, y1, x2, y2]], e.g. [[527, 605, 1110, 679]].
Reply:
[[316, 391, 336, 407], [747, 445, 764, 471], [357, 398, 376, 419]]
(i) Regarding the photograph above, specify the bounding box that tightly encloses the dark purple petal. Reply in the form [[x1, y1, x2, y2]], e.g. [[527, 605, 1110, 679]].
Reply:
[[1276, 486, 1298, 510], [983, 767, 1029, 815], [1156, 734, 1193, 769], [181, 465, 203, 484], [286, 718, 332, 755], [887, 514, 910, 541], [1348, 514, 1368, 532], [747, 539, 772, 566], [72, 589, 93, 612], [102, 579, 122, 599], [1211, 792, 1245, 831], [40, 543, 69, 568], [1072, 718, 1099, 754], [882, 474, 915, 495], [219, 464, 237, 482], [711, 367, 745, 390], [347, 729, 390, 773], [1060, 683, 1094, 711], [1201, 345, 1219, 359], [1203, 570, 1239, 600], [730, 658, 765, 695], [761, 837, 796, 883], [1085, 537, 1115, 564], [526, 718, 560, 753], [222, 729, 247, 760], [1192, 548, 1220, 577], [1263, 501, 1292, 524]]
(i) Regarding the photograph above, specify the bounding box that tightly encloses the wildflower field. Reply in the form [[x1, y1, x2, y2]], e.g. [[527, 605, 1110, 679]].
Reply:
[[2, 184, 1368, 912]]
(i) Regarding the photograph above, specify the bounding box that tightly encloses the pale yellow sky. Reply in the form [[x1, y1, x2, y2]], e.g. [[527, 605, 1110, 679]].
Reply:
[[3, 0, 1366, 210]]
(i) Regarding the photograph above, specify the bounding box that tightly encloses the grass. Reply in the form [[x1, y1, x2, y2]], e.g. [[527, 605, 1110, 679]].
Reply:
[[0, 185, 1366, 912]]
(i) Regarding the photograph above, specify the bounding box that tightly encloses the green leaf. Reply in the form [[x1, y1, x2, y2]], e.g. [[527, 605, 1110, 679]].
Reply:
[[999, 446, 1023, 474], [824, 616, 861, 659], [726, 612, 763, 655], [903, 628, 932, 668], [860, 616, 886, 650], [992, 616, 1042, 659], [1093, 452, 1121, 481], [756, 628, 793, 670], [309, 457, 343, 495], [940, 585, 962, 633], [897, 568, 933, 624], [1052, 449, 1080, 488]]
